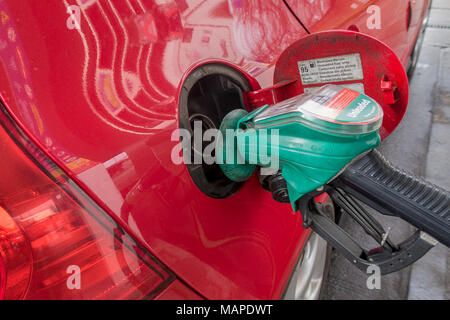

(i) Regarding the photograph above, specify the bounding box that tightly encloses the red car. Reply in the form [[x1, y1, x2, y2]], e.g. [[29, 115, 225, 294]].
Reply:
[[0, 0, 430, 300]]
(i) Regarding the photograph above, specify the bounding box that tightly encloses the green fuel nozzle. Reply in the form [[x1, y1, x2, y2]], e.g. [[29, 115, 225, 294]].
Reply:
[[216, 84, 450, 274], [217, 85, 383, 211]]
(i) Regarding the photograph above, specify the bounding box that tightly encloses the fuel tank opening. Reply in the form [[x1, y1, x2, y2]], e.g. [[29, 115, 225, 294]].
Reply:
[[178, 63, 252, 198]]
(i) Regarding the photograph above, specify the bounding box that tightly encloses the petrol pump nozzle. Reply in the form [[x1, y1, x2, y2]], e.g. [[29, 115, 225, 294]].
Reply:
[[217, 85, 383, 211], [217, 84, 450, 275]]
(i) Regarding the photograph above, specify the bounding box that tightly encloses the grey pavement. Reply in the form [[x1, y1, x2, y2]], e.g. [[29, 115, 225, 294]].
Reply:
[[408, 48, 450, 300], [408, 0, 450, 300], [323, 1, 449, 300]]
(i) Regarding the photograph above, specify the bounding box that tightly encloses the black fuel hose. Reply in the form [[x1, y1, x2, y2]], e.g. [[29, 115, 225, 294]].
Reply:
[[332, 150, 450, 247]]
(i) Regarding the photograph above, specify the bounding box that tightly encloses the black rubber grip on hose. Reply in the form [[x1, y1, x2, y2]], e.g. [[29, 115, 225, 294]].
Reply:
[[333, 150, 450, 247]]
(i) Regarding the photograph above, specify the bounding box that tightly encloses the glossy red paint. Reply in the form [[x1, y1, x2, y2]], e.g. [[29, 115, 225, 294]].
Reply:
[[0, 0, 426, 299], [0, 112, 175, 300], [155, 280, 204, 300], [285, 0, 430, 67], [0, 0, 310, 300]]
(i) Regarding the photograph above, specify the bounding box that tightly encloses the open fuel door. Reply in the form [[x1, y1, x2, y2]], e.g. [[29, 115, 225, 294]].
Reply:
[[271, 30, 409, 140]]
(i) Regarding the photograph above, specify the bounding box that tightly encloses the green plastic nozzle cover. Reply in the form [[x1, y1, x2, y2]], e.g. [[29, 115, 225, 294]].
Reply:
[[217, 85, 383, 212]]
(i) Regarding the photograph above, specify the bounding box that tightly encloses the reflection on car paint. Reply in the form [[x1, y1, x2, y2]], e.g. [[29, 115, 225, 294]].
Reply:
[[2, 0, 426, 299], [0, 2, 97, 176]]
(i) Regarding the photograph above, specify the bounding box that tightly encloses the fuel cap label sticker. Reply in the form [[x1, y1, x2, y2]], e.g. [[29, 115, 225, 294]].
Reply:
[[298, 53, 364, 85]]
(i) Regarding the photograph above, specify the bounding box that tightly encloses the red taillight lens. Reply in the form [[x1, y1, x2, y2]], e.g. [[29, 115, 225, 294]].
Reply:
[[0, 108, 174, 299], [0, 206, 32, 299]]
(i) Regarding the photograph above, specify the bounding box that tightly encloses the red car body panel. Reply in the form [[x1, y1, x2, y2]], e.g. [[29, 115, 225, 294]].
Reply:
[[285, 0, 429, 66], [154, 280, 203, 300], [0, 0, 429, 299]]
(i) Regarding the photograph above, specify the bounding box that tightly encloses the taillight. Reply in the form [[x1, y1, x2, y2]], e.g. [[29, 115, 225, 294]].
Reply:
[[0, 106, 175, 299]]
